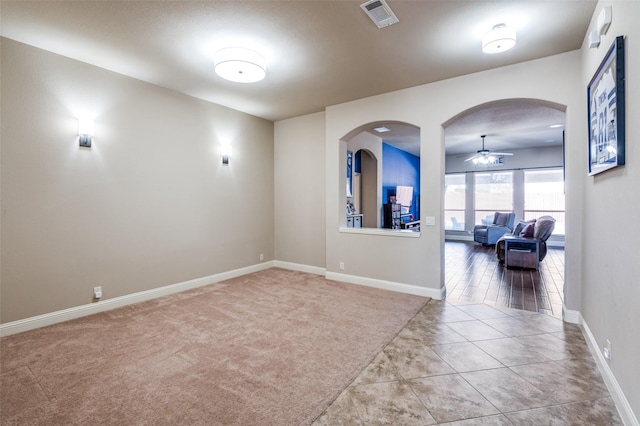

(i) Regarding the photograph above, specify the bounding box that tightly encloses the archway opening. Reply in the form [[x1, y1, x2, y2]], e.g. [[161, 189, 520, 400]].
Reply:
[[341, 121, 420, 231], [442, 98, 567, 317]]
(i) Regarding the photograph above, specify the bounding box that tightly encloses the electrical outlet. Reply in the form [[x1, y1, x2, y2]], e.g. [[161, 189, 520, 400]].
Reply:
[[603, 339, 612, 360], [93, 286, 102, 299], [339, 261, 345, 270], [260, 253, 264, 261]]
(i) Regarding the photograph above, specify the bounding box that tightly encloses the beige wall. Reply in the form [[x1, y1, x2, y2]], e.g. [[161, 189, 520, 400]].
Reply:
[[323, 51, 582, 297], [580, 0, 640, 417], [0, 38, 274, 323], [273, 112, 326, 268]]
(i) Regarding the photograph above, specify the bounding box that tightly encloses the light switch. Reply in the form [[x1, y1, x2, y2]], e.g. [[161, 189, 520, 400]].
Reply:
[[424, 216, 436, 226]]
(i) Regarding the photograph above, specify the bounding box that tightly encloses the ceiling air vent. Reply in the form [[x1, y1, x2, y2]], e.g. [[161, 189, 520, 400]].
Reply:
[[360, 0, 399, 29]]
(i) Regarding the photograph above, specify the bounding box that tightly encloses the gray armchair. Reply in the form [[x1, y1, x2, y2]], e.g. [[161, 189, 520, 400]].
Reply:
[[496, 216, 556, 264], [473, 212, 516, 245]]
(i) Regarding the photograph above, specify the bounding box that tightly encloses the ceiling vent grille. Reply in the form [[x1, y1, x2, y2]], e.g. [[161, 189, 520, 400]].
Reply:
[[360, 0, 399, 29]]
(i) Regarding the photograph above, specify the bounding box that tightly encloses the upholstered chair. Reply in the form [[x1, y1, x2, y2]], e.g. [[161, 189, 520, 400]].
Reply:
[[496, 216, 556, 264], [473, 212, 516, 245]]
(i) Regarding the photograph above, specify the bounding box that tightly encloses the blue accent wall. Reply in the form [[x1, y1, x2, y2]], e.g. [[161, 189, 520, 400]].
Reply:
[[382, 143, 420, 221]]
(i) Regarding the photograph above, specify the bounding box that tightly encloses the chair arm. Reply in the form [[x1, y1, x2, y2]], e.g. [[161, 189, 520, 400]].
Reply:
[[486, 225, 512, 241]]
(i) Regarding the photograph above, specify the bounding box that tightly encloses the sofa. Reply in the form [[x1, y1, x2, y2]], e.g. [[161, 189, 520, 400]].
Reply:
[[496, 216, 556, 264], [473, 212, 516, 245]]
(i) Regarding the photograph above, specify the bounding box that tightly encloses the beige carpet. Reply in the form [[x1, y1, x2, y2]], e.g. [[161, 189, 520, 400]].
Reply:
[[1, 268, 428, 425]]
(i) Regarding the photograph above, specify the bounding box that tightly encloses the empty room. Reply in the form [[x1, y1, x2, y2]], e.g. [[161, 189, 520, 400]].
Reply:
[[1, 1, 638, 424]]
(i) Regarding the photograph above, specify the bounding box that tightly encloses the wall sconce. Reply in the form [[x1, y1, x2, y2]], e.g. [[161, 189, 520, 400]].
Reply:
[[221, 144, 232, 164], [78, 118, 95, 147]]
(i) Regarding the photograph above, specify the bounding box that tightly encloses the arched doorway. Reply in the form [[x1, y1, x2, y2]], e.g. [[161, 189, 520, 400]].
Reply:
[[355, 150, 378, 228], [442, 99, 567, 316], [341, 121, 420, 230]]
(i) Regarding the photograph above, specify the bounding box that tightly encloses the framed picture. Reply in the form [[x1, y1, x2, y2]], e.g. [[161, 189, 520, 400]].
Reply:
[[346, 150, 353, 197], [588, 35, 625, 176]]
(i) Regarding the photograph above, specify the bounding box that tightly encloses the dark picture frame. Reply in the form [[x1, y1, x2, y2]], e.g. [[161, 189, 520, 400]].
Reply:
[[346, 150, 353, 197], [588, 35, 625, 176]]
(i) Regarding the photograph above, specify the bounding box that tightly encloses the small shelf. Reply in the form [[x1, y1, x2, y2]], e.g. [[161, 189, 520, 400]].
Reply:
[[383, 203, 402, 229], [401, 220, 420, 231], [347, 214, 363, 228]]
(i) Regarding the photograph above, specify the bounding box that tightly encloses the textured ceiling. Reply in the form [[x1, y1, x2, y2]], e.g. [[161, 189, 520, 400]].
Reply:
[[444, 99, 566, 156], [1, 0, 594, 153]]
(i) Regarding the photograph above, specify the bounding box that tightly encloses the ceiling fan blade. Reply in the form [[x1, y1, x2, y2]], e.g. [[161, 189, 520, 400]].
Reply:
[[461, 136, 514, 161]]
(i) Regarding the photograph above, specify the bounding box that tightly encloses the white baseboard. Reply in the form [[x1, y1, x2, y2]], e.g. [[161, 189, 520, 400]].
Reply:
[[1, 261, 437, 337], [562, 304, 581, 324], [275, 262, 441, 299], [445, 232, 474, 242], [325, 271, 441, 300], [580, 314, 639, 426], [273, 260, 326, 276], [0, 261, 275, 337], [545, 233, 565, 248]]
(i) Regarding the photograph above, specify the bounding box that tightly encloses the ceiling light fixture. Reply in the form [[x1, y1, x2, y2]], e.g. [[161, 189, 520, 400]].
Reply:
[[482, 24, 517, 54], [373, 126, 390, 133], [214, 47, 266, 83]]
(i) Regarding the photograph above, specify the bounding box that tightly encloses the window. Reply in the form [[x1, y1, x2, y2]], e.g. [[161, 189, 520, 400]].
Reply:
[[524, 168, 565, 235], [474, 172, 513, 225], [444, 174, 465, 230]]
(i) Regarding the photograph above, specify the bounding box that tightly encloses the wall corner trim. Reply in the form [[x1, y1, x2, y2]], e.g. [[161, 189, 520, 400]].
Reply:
[[562, 304, 581, 324], [273, 261, 326, 276], [0, 261, 275, 337], [581, 314, 639, 426], [325, 271, 441, 299]]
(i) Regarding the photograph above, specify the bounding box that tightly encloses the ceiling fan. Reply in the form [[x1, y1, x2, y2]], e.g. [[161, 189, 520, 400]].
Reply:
[[464, 134, 514, 164]]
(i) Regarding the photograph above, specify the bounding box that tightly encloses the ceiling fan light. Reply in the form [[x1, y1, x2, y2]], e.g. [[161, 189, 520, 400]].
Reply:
[[482, 24, 517, 54], [214, 47, 266, 83]]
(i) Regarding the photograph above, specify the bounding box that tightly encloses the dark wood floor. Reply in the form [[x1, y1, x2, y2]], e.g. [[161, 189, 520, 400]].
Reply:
[[445, 241, 565, 318]]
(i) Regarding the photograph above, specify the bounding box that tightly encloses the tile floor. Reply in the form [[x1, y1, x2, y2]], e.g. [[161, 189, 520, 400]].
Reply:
[[313, 300, 623, 425]]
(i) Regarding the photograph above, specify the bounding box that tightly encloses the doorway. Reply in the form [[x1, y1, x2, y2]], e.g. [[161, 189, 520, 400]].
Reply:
[[442, 99, 567, 315], [356, 150, 378, 228]]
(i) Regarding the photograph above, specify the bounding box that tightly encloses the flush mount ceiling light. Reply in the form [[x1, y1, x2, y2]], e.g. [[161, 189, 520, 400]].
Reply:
[[482, 24, 517, 54], [214, 47, 266, 83], [373, 126, 390, 133]]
